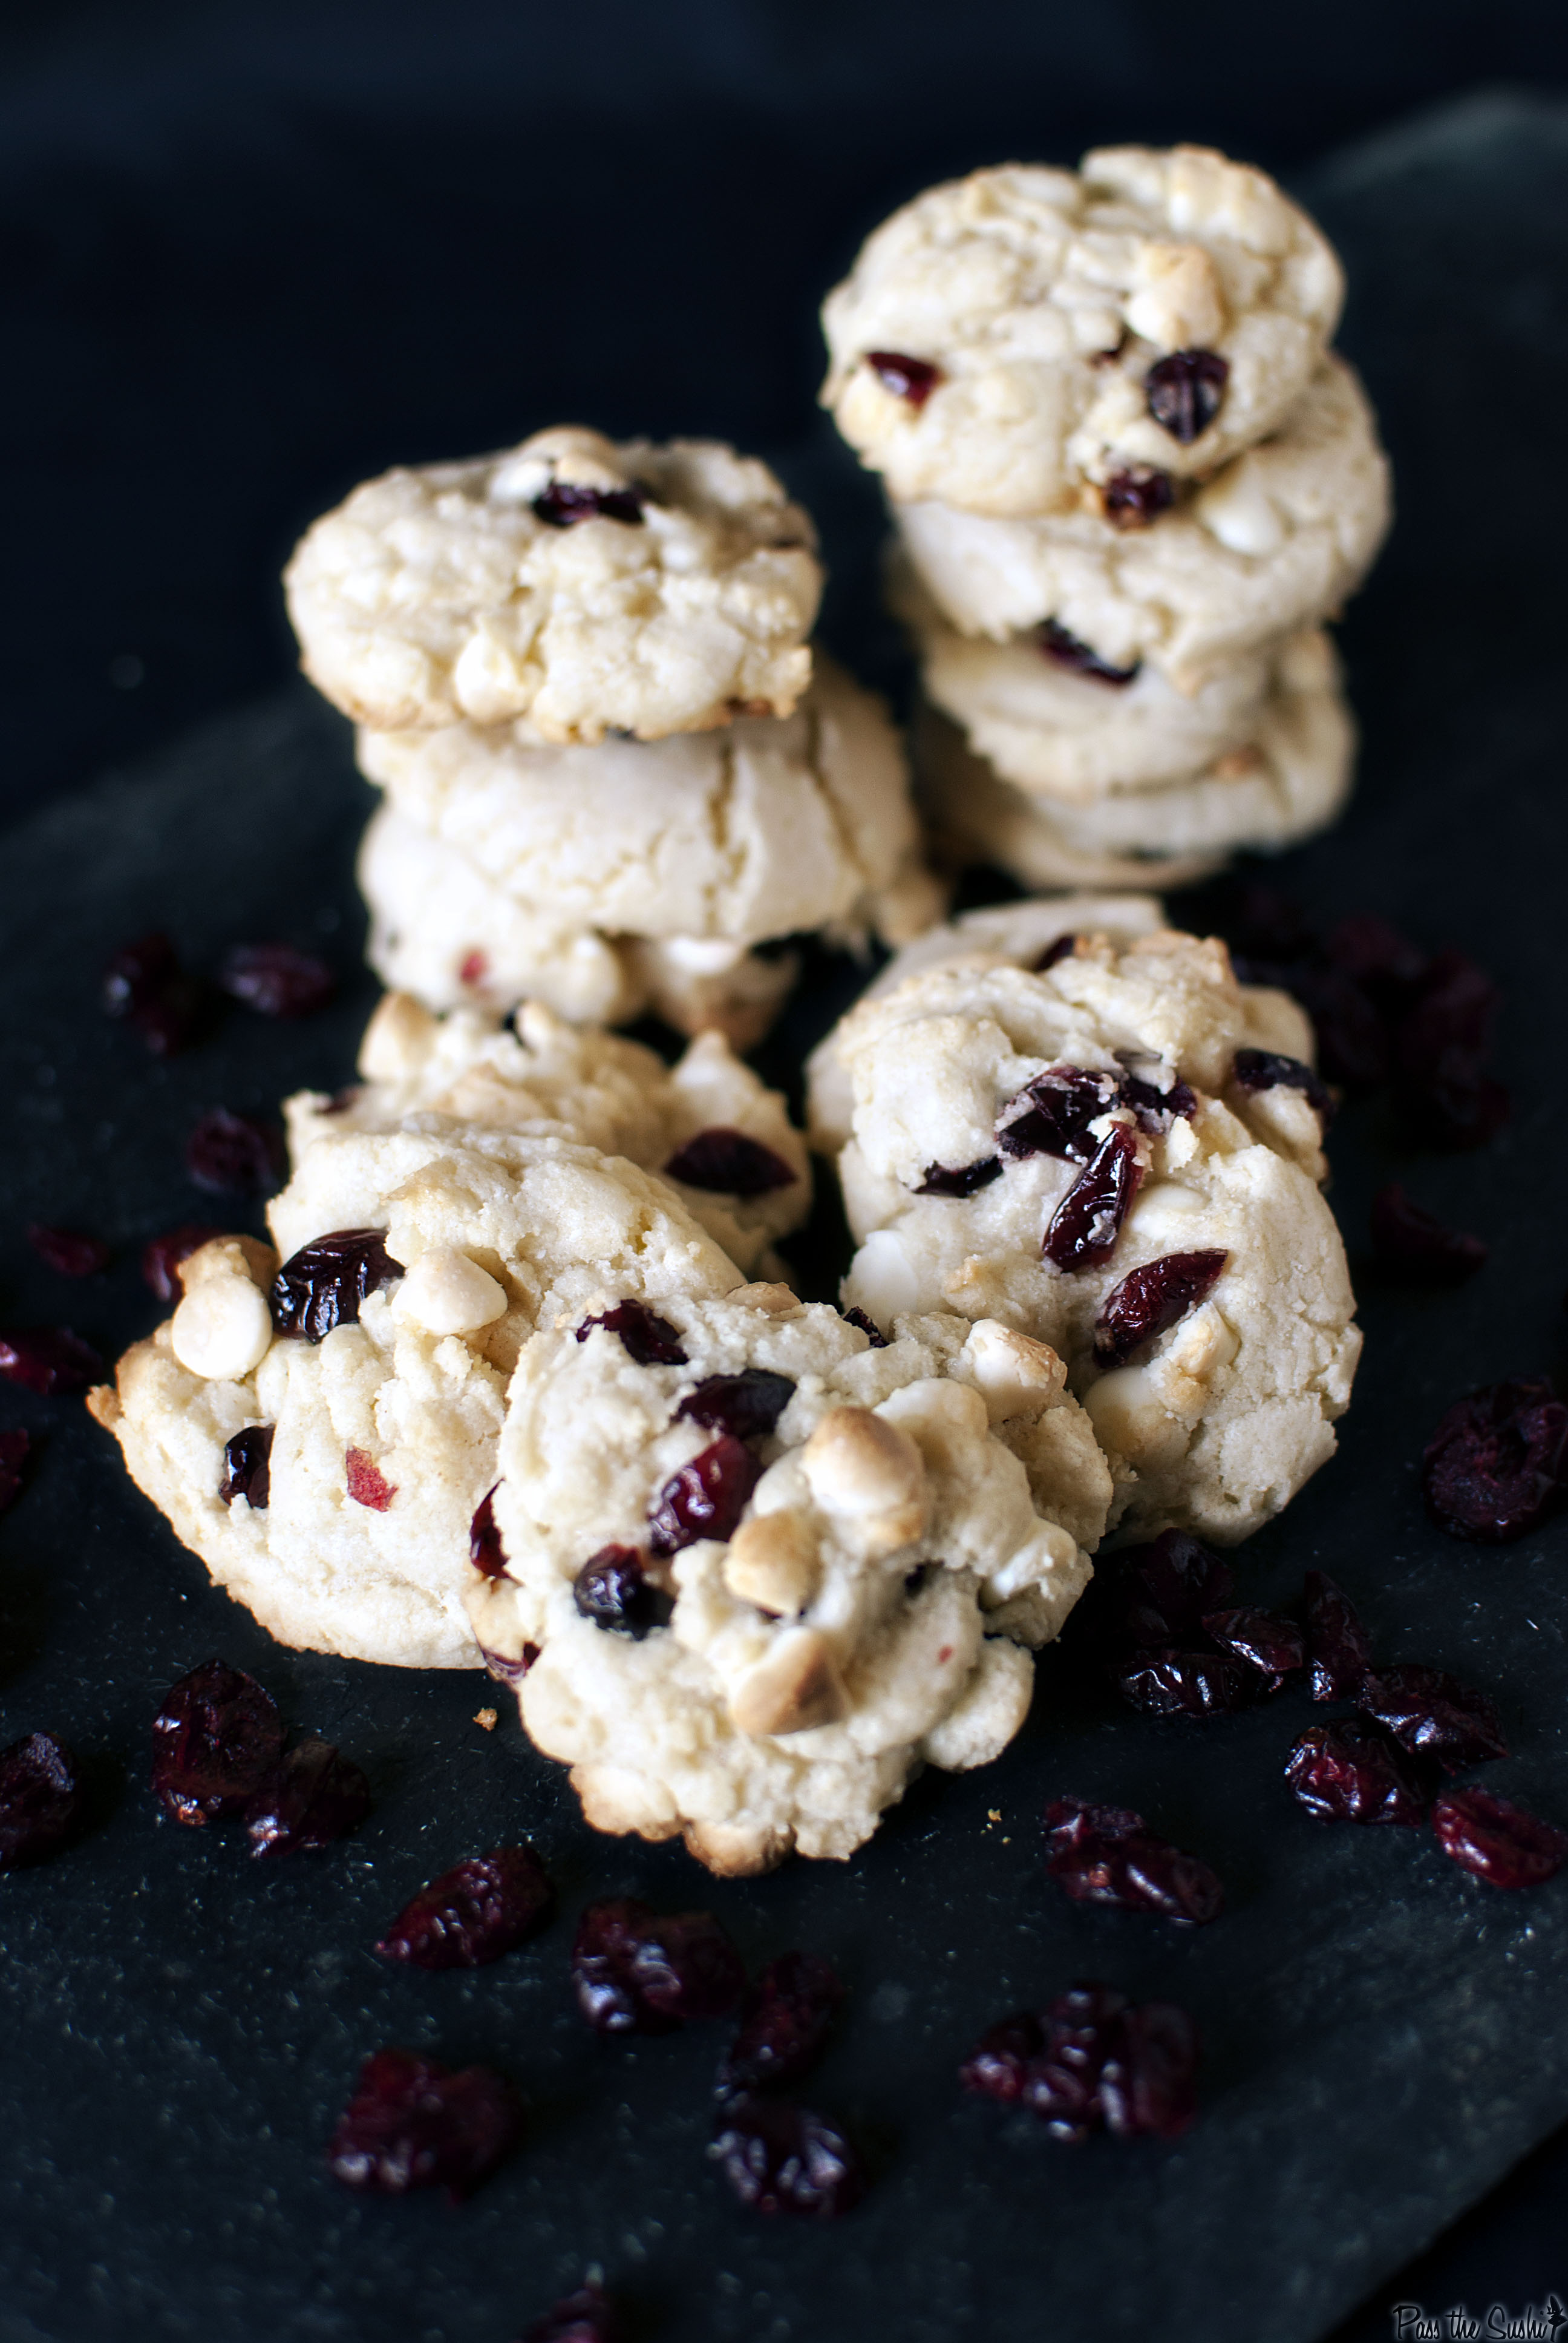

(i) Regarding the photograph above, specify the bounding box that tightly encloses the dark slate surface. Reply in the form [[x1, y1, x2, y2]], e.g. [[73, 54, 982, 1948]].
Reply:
[[2, 90, 1568, 2343]]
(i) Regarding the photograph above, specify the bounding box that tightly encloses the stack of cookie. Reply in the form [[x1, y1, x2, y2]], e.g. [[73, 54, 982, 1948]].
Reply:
[[285, 426, 942, 1046], [820, 146, 1392, 887]]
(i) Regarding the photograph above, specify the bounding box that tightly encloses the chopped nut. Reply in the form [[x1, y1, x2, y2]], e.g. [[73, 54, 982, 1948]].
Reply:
[[730, 1628, 848, 1737], [724, 1512, 822, 1616]]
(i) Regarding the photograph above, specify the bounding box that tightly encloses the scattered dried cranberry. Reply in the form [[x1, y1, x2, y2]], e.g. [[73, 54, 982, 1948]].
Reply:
[[1037, 620, 1140, 686], [572, 1896, 745, 2035], [1324, 912, 1429, 998], [345, 1448, 396, 1511], [998, 1065, 1120, 1162], [1044, 1797, 1223, 1925], [27, 1224, 110, 1277], [1201, 1607, 1304, 1679], [1101, 465, 1175, 528], [150, 1659, 285, 1826], [1358, 1665, 1508, 1773], [0, 1731, 85, 1870], [1422, 1380, 1568, 1544], [1098, 2001, 1203, 2141], [141, 1224, 223, 1302], [272, 1228, 402, 1342], [866, 349, 941, 406], [219, 1424, 273, 1509], [573, 1546, 673, 1639], [377, 1847, 554, 1968], [841, 1305, 888, 1348], [1432, 1788, 1568, 1889], [664, 1129, 797, 1196], [1284, 1721, 1432, 1826], [1303, 1570, 1374, 1702], [1017, 1987, 1127, 2141], [647, 1434, 761, 1556], [469, 1485, 507, 1576], [217, 942, 337, 1018], [245, 1735, 371, 1855], [1145, 348, 1229, 442], [915, 1156, 1002, 1198], [1093, 1248, 1227, 1367], [0, 1326, 103, 1394], [719, 1952, 846, 2094], [328, 2048, 521, 2198], [0, 1427, 31, 1515], [103, 931, 206, 1055], [522, 2282, 627, 2343], [533, 480, 645, 527], [711, 2094, 869, 2217], [1110, 1529, 1236, 1648], [959, 2010, 1046, 2105], [962, 1984, 1198, 2141], [577, 1300, 688, 1367], [185, 1109, 284, 1195], [1229, 1048, 1334, 1123], [1115, 1648, 1274, 1717], [1391, 950, 1509, 1149], [1369, 1184, 1486, 1283], [1042, 1127, 1141, 1271], [678, 1369, 795, 1440]]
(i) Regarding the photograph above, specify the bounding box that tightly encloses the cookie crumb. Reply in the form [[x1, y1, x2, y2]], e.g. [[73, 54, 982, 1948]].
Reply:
[[986, 1808, 1002, 1824], [474, 1706, 498, 1732]]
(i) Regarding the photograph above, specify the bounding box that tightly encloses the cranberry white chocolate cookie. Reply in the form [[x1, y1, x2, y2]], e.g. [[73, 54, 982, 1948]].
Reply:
[[817, 927, 1356, 1542], [287, 991, 811, 1277], [88, 1129, 742, 1670], [468, 1288, 1111, 1873], [822, 148, 1343, 517], [284, 427, 822, 739]]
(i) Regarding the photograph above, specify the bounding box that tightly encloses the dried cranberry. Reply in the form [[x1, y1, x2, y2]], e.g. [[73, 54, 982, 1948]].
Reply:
[[1042, 1127, 1141, 1271], [1145, 349, 1229, 442], [245, 1737, 370, 1855], [647, 1434, 761, 1555], [678, 1369, 795, 1440], [1117, 1072, 1198, 1136], [480, 1641, 540, 1688], [1034, 934, 1078, 972], [573, 1547, 673, 1639], [458, 949, 489, 989], [345, 1448, 396, 1510], [523, 2282, 627, 2343], [377, 1846, 554, 1968], [1324, 913, 1429, 1000], [572, 1896, 745, 2035], [1391, 950, 1509, 1149], [1422, 1379, 1568, 1544], [151, 1659, 285, 1826], [841, 1305, 888, 1348], [328, 2048, 521, 2198], [1303, 1570, 1374, 1701], [0, 1326, 103, 1394], [1432, 1788, 1568, 1889], [469, 1485, 507, 1576], [1019, 1984, 1129, 2141], [576, 1300, 688, 1367], [532, 480, 645, 527], [866, 349, 941, 406], [1358, 1665, 1508, 1773], [1101, 464, 1175, 528], [103, 931, 206, 1055], [272, 1228, 402, 1342], [1400, 1061, 1511, 1152], [1290, 966, 1390, 1094], [664, 1129, 797, 1196], [1284, 1721, 1432, 1826], [1093, 1248, 1227, 1368], [719, 1952, 846, 2094], [0, 1731, 85, 1870], [219, 1424, 273, 1509], [1044, 1797, 1224, 1925], [1114, 1648, 1273, 1717], [0, 1428, 31, 1516], [141, 1224, 223, 1302], [27, 1224, 110, 1277], [998, 1065, 1120, 1162], [1037, 620, 1140, 686], [1369, 1184, 1487, 1283], [915, 1156, 1002, 1197], [1229, 1048, 1334, 1123], [711, 2094, 869, 2217], [1200, 1607, 1304, 1679], [185, 1109, 284, 1196], [963, 1984, 1198, 2142], [1097, 2001, 1201, 2140], [217, 942, 337, 1018], [960, 2011, 1046, 2104], [1111, 1530, 1235, 1648]]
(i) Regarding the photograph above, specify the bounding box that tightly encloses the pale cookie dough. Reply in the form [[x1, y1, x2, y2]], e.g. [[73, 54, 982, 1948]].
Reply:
[[88, 1128, 742, 1671], [820, 930, 1357, 1542], [822, 148, 1343, 516], [895, 358, 1390, 689], [287, 991, 811, 1277], [284, 426, 822, 739], [468, 1288, 1111, 1872]]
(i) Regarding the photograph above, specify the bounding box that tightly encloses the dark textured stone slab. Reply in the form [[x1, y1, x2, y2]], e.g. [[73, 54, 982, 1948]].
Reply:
[[1, 92, 1567, 2343]]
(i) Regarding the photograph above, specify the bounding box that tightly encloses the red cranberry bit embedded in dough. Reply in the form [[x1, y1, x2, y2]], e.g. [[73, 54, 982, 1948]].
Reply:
[[1284, 1721, 1432, 1826], [1144, 349, 1229, 442], [573, 1546, 673, 1639], [1042, 1126, 1141, 1271], [1037, 619, 1141, 687], [327, 2048, 522, 2198], [272, 1228, 401, 1342], [468, 1485, 506, 1576], [0, 1731, 85, 1870], [345, 1448, 396, 1510], [1421, 1378, 1568, 1543], [377, 1847, 554, 1970], [150, 1659, 284, 1826], [1102, 464, 1175, 527], [840, 1305, 888, 1348], [915, 1157, 1002, 1198], [220, 1424, 273, 1510], [1432, 1789, 1568, 1888], [647, 1434, 762, 1555], [532, 480, 645, 527], [998, 1066, 1120, 1163], [457, 949, 489, 989], [1230, 1047, 1335, 1123], [711, 2094, 870, 2217], [677, 1369, 796, 1440], [865, 350, 941, 407], [244, 1737, 371, 1856], [664, 1127, 797, 1196], [576, 1299, 688, 1366], [1093, 1248, 1227, 1367]]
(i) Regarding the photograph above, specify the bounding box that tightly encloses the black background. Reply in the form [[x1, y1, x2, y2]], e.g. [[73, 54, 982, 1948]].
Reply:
[[3, 5, 1568, 2336]]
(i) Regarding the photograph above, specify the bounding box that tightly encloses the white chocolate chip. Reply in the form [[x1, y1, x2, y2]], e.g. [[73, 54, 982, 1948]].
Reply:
[[724, 1512, 822, 1616], [729, 1627, 848, 1737], [659, 934, 750, 974], [801, 1405, 928, 1553], [170, 1275, 273, 1381], [1194, 453, 1286, 554], [177, 1233, 276, 1296], [1124, 241, 1227, 351], [725, 1280, 800, 1317], [395, 1245, 507, 1334], [960, 1320, 1067, 1423], [1083, 1363, 1189, 1466], [358, 990, 439, 1081]]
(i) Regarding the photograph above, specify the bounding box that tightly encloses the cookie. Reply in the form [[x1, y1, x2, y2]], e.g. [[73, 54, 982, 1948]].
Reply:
[[88, 1129, 742, 1670], [822, 148, 1342, 517], [287, 991, 811, 1277], [284, 426, 822, 740], [466, 1287, 1111, 1872], [817, 928, 1357, 1542], [894, 358, 1390, 689]]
